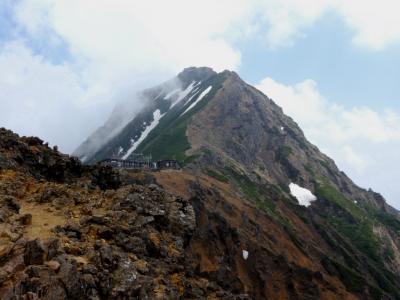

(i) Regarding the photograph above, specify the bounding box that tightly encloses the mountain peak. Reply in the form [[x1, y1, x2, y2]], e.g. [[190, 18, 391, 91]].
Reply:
[[177, 66, 217, 86], [59, 67, 400, 298], [220, 69, 241, 79]]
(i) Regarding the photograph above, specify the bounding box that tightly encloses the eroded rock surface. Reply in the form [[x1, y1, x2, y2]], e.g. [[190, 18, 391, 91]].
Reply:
[[0, 128, 248, 299]]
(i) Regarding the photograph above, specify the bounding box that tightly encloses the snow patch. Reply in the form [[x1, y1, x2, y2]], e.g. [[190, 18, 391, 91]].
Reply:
[[181, 86, 213, 116], [242, 250, 249, 260], [122, 109, 165, 160], [183, 83, 202, 103], [289, 183, 317, 207], [170, 81, 197, 108], [164, 88, 181, 100], [117, 147, 124, 155], [184, 88, 200, 104], [153, 90, 164, 101]]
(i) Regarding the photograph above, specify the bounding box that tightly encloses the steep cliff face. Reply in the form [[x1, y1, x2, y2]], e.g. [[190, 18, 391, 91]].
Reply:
[[186, 70, 395, 212], [181, 70, 400, 298]]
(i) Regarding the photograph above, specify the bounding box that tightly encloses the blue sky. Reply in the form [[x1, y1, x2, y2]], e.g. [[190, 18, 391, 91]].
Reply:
[[240, 11, 400, 111], [0, 0, 400, 208]]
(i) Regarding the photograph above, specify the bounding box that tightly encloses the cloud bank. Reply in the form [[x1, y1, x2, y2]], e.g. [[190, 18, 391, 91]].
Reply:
[[252, 0, 400, 49], [2, 0, 249, 152], [2, 0, 400, 152]]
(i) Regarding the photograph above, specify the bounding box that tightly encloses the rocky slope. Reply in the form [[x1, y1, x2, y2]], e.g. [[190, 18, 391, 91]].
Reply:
[[3, 66, 400, 299], [74, 67, 400, 299], [0, 128, 253, 299], [2, 127, 398, 299]]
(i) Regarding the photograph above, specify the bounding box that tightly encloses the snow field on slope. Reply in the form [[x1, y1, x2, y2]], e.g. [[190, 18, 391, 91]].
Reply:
[[289, 183, 317, 207], [122, 109, 165, 160], [181, 85, 213, 116], [170, 81, 198, 108]]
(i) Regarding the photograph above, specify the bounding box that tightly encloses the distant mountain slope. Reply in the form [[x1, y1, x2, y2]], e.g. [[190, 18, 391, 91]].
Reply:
[[73, 67, 217, 163], [75, 67, 400, 299]]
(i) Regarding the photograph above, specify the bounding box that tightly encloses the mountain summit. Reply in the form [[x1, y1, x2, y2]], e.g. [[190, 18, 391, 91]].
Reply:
[[76, 67, 396, 212], [2, 67, 397, 299], [73, 67, 217, 163], [74, 67, 400, 298]]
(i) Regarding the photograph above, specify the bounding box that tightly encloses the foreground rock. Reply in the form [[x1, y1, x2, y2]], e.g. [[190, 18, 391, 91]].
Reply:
[[0, 128, 247, 299], [2, 111, 400, 300], [0, 177, 245, 299]]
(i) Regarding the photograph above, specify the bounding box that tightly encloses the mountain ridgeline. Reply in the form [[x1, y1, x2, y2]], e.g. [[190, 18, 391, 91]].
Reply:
[[75, 67, 400, 299], [76, 67, 397, 214], [1, 67, 399, 299]]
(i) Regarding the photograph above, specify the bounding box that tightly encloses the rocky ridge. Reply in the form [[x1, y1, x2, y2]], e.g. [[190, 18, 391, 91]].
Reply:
[[2, 67, 400, 299], [0, 128, 251, 299], [73, 67, 400, 299]]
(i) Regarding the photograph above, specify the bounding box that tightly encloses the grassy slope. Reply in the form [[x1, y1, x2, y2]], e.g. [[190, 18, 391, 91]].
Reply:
[[315, 181, 400, 298], [204, 161, 400, 298], [88, 98, 171, 164], [136, 73, 227, 162]]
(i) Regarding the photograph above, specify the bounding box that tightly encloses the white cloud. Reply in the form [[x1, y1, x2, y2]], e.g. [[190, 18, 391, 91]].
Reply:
[[3, 0, 249, 152], [0, 41, 113, 152], [257, 77, 400, 145], [2, 0, 400, 152], [14, 1, 400, 72], [256, 77, 400, 207], [250, 0, 400, 49], [335, 0, 400, 49], [340, 146, 371, 173], [15, 0, 246, 77], [254, 0, 331, 47]]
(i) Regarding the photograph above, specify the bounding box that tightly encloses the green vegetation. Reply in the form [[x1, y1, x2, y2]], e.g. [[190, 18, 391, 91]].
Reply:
[[330, 218, 381, 262], [278, 182, 290, 193], [382, 237, 395, 260], [89, 110, 159, 163], [315, 179, 400, 297], [303, 163, 315, 177], [138, 116, 191, 162], [321, 256, 399, 300], [322, 257, 366, 293], [315, 182, 364, 220], [182, 154, 200, 166], [281, 196, 309, 224], [316, 182, 381, 262], [270, 183, 285, 195], [371, 208, 400, 231], [206, 169, 229, 183], [227, 168, 259, 200], [276, 145, 293, 161], [42, 150, 51, 165], [333, 261, 366, 293], [318, 159, 331, 170], [224, 167, 292, 228], [136, 73, 227, 162]]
